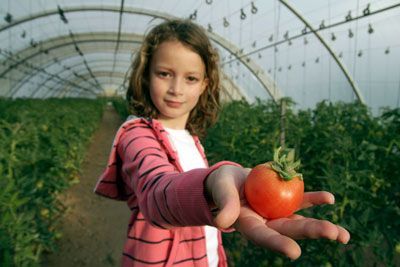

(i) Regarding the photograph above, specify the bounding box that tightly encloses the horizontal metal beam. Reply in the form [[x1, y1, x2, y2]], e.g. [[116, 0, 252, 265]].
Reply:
[[0, 5, 281, 101]]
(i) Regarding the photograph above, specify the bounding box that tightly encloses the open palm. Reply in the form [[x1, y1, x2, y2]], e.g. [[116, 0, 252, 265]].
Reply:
[[233, 191, 350, 260], [206, 165, 350, 260]]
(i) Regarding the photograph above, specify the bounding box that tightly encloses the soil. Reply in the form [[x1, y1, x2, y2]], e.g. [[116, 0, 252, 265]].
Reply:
[[43, 105, 130, 267]]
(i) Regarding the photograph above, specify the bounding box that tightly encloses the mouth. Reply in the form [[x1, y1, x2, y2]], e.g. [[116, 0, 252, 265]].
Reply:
[[165, 100, 183, 108]]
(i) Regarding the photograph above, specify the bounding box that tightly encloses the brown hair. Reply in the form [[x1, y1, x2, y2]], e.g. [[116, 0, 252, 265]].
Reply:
[[126, 19, 220, 138]]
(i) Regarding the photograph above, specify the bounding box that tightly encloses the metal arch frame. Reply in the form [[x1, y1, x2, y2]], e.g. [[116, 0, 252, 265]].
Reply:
[[5, 32, 246, 100], [38, 71, 126, 98], [53, 62, 129, 97], [2, 32, 244, 101], [279, 0, 364, 104], [9, 42, 134, 97], [58, 71, 127, 98], [18, 58, 131, 98], [2, 33, 140, 97], [0, 5, 281, 102], [0, 32, 141, 78]]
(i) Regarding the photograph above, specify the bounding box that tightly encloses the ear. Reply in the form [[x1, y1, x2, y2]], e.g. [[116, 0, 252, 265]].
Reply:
[[201, 78, 209, 94]]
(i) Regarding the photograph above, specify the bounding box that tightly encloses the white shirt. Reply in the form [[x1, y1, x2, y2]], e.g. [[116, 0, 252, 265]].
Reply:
[[165, 127, 219, 267]]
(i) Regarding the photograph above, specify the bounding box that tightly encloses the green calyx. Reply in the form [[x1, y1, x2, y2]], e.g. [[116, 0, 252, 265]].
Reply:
[[270, 147, 303, 181]]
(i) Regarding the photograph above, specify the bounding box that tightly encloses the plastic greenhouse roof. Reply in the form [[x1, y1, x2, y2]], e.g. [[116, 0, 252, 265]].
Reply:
[[0, 0, 399, 113]]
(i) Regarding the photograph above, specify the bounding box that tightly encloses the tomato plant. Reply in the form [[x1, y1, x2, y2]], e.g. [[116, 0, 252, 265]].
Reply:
[[245, 147, 304, 219], [205, 100, 399, 266], [0, 98, 105, 267]]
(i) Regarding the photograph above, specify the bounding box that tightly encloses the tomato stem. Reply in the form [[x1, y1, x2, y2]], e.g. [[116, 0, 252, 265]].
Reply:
[[271, 147, 303, 181]]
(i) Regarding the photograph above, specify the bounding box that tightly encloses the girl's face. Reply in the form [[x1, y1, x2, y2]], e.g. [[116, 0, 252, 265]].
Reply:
[[149, 40, 208, 129]]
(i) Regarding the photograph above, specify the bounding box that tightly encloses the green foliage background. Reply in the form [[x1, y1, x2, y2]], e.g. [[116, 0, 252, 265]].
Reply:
[[2, 97, 399, 266], [203, 99, 400, 267], [0, 98, 104, 267]]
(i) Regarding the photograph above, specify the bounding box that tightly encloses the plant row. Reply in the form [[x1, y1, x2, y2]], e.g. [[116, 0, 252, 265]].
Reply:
[[0, 98, 105, 267]]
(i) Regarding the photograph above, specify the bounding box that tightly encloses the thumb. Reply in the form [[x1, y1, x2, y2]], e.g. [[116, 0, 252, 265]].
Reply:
[[212, 182, 241, 229]]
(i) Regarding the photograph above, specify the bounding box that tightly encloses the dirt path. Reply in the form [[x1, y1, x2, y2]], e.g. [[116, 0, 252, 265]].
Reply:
[[44, 104, 130, 266]]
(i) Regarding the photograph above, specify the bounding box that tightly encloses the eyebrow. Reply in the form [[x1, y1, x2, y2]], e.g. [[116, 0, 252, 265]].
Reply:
[[153, 65, 203, 75]]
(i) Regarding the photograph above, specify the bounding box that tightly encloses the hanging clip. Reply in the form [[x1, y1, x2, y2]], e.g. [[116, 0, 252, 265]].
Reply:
[[345, 11, 352, 21], [4, 13, 12, 23], [223, 17, 229, 27], [368, 23, 374, 34], [251, 2, 258, 14], [348, 29, 354, 38], [189, 10, 197, 20], [240, 8, 247, 20], [363, 3, 371, 16], [319, 20, 326, 30], [58, 5, 68, 24], [283, 31, 289, 40], [30, 39, 38, 48]]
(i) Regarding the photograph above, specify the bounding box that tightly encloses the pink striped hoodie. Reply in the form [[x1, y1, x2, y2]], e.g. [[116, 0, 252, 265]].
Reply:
[[94, 117, 240, 266]]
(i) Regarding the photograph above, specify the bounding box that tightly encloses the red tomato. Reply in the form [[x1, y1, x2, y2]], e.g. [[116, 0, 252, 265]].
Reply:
[[244, 162, 304, 219]]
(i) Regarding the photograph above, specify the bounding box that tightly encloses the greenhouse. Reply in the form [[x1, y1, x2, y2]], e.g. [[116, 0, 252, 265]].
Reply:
[[0, 0, 399, 266]]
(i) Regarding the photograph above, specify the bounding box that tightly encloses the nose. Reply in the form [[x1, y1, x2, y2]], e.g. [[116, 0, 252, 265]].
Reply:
[[168, 77, 183, 95]]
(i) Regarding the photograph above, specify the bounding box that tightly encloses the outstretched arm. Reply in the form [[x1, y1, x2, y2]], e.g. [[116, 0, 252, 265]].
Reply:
[[205, 165, 350, 260]]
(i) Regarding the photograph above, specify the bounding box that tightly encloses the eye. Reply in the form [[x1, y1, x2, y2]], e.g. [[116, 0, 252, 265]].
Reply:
[[187, 76, 199, 83], [156, 71, 170, 78]]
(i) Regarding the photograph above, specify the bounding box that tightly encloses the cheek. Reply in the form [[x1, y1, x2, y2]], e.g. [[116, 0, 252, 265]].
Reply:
[[149, 78, 163, 100], [149, 86, 161, 108], [188, 87, 205, 105]]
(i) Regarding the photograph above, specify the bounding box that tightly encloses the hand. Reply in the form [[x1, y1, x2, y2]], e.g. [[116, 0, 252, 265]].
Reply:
[[234, 191, 350, 260], [206, 166, 350, 260]]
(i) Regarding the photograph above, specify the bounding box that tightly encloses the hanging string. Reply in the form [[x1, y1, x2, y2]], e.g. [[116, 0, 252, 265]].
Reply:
[[273, 0, 281, 99], [367, 17, 372, 105], [384, 45, 389, 102], [397, 67, 400, 108], [302, 32, 307, 106], [7, 0, 12, 90], [352, 0, 360, 101], [285, 31, 290, 94], [328, 0, 332, 101], [238, 0, 244, 84]]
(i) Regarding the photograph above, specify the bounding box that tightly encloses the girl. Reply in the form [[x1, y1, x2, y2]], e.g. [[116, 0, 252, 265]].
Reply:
[[94, 19, 350, 266]]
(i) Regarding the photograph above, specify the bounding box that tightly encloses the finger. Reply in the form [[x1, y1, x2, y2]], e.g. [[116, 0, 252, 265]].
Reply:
[[267, 217, 345, 242], [212, 182, 241, 229], [300, 191, 335, 209], [282, 214, 350, 244], [236, 208, 302, 260], [336, 224, 351, 244]]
